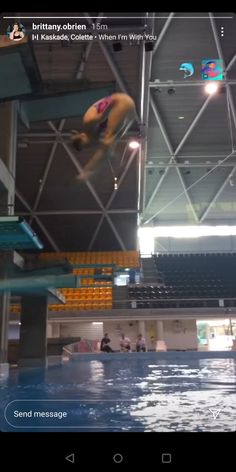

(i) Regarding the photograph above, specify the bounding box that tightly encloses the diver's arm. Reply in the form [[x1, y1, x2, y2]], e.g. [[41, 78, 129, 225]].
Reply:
[[79, 136, 115, 180], [79, 143, 110, 179]]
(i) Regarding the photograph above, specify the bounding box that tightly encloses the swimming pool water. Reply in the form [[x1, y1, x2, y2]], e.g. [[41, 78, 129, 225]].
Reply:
[[1, 355, 236, 432]]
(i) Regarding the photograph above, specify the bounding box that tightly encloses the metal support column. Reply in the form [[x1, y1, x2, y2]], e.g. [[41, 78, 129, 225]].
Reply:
[[0, 101, 17, 377]]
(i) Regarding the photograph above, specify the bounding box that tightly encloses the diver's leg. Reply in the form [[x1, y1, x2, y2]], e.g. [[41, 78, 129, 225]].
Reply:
[[102, 95, 136, 144], [78, 95, 136, 180]]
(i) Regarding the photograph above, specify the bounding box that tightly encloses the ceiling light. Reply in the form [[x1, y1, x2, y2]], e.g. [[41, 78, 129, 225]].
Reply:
[[129, 140, 140, 149], [205, 82, 219, 94], [178, 116, 184, 119]]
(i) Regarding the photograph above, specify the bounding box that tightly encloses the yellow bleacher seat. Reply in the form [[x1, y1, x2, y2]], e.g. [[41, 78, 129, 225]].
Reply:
[[40, 251, 140, 313]]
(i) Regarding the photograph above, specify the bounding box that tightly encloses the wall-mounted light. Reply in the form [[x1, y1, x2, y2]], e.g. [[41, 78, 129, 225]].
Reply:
[[205, 82, 219, 95], [128, 140, 140, 150]]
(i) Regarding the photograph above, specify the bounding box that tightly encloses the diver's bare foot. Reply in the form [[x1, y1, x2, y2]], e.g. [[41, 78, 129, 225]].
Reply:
[[76, 170, 93, 181], [71, 134, 81, 151]]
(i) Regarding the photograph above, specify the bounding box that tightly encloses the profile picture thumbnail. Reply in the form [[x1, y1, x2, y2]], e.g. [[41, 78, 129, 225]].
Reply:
[[6, 22, 25, 41], [201, 59, 223, 81]]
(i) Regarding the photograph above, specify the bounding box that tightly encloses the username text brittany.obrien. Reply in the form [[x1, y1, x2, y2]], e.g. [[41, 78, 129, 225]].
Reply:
[[32, 23, 87, 31]]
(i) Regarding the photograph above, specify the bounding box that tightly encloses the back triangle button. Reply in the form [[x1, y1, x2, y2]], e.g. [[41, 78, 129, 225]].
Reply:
[[65, 453, 75, 463]]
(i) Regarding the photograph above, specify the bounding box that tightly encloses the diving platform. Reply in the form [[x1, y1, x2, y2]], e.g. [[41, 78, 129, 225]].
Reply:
[[0, 35, 42, 102], [0, 216, 43, 250]]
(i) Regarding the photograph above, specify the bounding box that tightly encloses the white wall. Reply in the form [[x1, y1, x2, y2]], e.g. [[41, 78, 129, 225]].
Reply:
[[59, 322, 103, 340], [47, 323, 61, 338], [155, 235, 236, 253], [145, 321, 158, 350], [163, 319, 197, 350], [47, 323, 53, 338], [103, 321, 139, 351], [48, 319, 197, 350], [104, 319, 197, 351]]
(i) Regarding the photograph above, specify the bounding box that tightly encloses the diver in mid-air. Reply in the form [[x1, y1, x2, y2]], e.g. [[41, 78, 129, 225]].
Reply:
[[71, 93, 136, 180]]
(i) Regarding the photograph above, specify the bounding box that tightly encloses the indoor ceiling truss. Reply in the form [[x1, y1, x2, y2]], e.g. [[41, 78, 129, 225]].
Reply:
[[16, 12, 141, 250], [142, 12, 236, 225]]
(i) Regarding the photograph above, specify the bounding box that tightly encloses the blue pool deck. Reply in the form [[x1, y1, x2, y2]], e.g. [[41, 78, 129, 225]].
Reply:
[[68, 350, 236, 361]]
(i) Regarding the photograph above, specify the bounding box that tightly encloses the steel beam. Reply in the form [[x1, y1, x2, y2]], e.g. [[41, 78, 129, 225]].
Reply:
[[143, 150, 235, 225], [173, 95, 212, 156], [90, 148, 138, 249], [145, 95, 199, 221], [60, 140, 126, 250], [60, 140, 105, 212], [145, 99, 173, 212], [226, 52, 236, 72], [197, 12, 236, 222], [153, 13, 175, 55], [29, 140, 58, 225], [141, 12, 175, 215], [18, 130, 139, 139], [145, 95, 174, 207], [147, 153, 234, 160], [0, 158, 15, 196], [76, 42, 93, 79], [99, 42, 140, 124], [106, 148, 138, 209], [76, 12, 104, 80], [87, 148, 138, 249], [149, 79, 236, 87], [199, 166, 236, 222], [173, 160, 199, 222], [104, 214, 126, 251], [139, 13, 155, 214], [88, 215, 105, 251], [16, 209, 138, 216], [145, 162, 236, 168]]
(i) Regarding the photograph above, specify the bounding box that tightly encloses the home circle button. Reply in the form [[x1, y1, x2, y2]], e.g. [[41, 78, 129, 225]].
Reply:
[[113, 453, 123, 464]]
